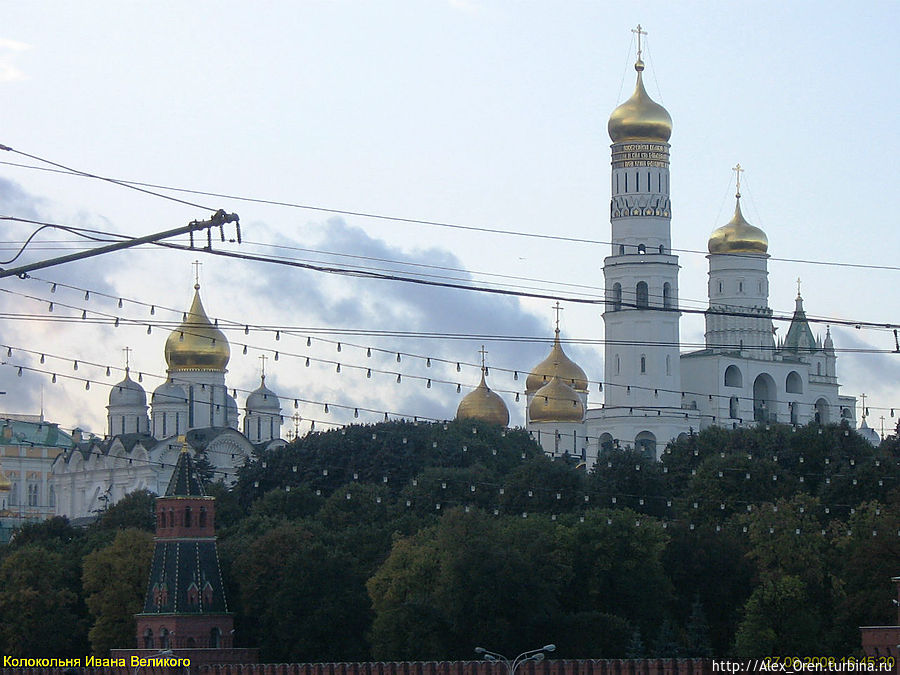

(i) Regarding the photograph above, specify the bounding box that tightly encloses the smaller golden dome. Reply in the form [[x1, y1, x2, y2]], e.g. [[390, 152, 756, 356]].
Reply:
[[165, 285, 231, 372], [708, 195, 768, 255], [0, 470, 10, 492], [608, 59, 672, 143], [456, 373, 509, 427], [529, 375, 584, 423], [526, 329, 588, 393]]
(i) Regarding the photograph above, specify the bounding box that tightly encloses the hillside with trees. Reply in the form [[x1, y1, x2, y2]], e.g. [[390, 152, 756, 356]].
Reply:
[[1, 419, 898, 660]]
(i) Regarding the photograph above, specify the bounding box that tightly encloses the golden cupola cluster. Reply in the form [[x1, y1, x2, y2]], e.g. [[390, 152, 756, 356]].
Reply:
[[608, 58, 672, 144], [456, 371, 510, 427], [708, 171, 769, 255], [164, 284, 231, 372], [526, 327, 587, 423]]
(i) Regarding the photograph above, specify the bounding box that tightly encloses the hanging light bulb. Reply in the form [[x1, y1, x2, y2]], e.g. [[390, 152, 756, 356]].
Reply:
[[324, 404, 329, 413], [40, 354, 45, 364], [84, 291, 90, 300], [514, 371, 518, 380], [244, 325, 249, 335], [366, 347, 372, 357], [366, 368, 371, 378], [456, 383, 461, 393], [85, 381, 90, 390], [383, 412, 389, 421], [354, 408, 359, 418], [179, 331, 184, 342], [52, 373, 57, 383], [73, 360, 79, 371], [337, 342, 341, 352], [81, 310, 87, 320], [305, 357, 310, 367], [50, 283, 56, 293], [294, 399, 298, 409], [114, 317, 119, 327], [396, 374, 401, 383], [307, 336, 311, 347], [118, 298, 123, 308], [274, 352, 279, 361], [150, 305, 155, 315], [138, 372, 143, 382], [426, 358, 431, 367], [396, 353, 401, 362], [147, 325, 152, 334], [48, 302, 53, 312], [335, 363, 340, 372], [275, 331, 280, 341], [243, 345, 248, 355], [426, 379, 431, 389], [106, 366, 111, 376], [456, 362, 461, 372], [17, 367, 22, 377]]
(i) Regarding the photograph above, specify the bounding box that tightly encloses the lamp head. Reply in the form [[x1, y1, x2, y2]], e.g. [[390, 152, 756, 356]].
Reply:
[[543, 645, 556, 652]]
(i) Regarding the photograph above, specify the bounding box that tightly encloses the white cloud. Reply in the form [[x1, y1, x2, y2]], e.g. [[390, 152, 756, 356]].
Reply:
[[0, 38, 31, 83]]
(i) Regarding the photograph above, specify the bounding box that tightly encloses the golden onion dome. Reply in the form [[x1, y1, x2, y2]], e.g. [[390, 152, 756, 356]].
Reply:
[[526, 329, 588, 393], [708, 194, 768, 255], [529, 375, 584, 423], [456, 373, 509, 427], [164, 284, 230, 371], [608, 59, 672, 143], [0, 466, 10, 492]]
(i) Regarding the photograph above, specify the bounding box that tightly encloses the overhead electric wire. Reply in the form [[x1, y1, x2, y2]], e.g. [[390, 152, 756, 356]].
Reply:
[[1, 155, 898, 273]]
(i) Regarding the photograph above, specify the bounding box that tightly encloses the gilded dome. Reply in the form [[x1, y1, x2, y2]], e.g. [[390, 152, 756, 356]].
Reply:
[[456, 373, 509, 427], [608, 60, 672, 143], [108, 369, 146, 408], [708, 195, 768, 255], [528, 375, 584, 423], [526, 329, 588, 393], [0, 464, 10, 493], [164, 285, 230, 371]]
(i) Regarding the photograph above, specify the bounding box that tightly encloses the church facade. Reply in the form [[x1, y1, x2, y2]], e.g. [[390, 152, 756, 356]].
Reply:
[[515, 36, 857, 467], [50, 282, 286, 521]]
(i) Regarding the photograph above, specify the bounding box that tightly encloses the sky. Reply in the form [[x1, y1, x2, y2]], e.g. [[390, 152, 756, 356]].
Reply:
[[0, 1, 898, 440]]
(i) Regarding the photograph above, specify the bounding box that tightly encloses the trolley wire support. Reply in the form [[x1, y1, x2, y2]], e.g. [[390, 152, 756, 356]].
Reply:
[[0, 209, 240, 280]]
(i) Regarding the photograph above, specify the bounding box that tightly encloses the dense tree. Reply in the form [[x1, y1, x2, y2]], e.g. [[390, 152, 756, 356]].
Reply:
[[82, 528, 154, 654], [0, 544, 89, 656], [90, 489, 157, 532]]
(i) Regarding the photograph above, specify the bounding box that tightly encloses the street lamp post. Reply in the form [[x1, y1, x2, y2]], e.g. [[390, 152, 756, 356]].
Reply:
[[474, 645, 556, 675]]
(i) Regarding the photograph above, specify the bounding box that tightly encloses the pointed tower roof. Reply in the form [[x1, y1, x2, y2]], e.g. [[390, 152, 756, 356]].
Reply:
[[781, 282, 817, 354], [165, 444, 205, 497]]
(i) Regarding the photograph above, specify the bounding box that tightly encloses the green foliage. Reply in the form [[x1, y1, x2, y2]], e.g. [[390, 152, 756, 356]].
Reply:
[[0, 544, 89, 656], [90, 489, 157, 532], [82, 528, 154, 655]]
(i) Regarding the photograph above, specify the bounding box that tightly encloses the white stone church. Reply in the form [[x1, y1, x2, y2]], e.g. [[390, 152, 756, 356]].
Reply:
[[50, 282, 286, 520], [465, 40, 860, 467]]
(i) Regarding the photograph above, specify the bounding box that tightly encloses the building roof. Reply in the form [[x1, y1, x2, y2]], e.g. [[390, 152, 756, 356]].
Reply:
[[0, 418, 73, 448], [165, 448, 205, 497]]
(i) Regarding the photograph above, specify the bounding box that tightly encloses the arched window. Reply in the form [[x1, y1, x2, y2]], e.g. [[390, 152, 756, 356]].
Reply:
[[659, 244, 665, 254], [786, 371, 803, 394], [724, 365, 743, 388], [143, 628, 153, 649], [790, 401, 798, 425], [729, 396, 739, 419], [635, 431, 657, 458], [816, 398, 831, 424], [753, 374, 776, 423], [199, 506, 207, 528], [160, 628, 170, 650], [636, 281, 649, 308], [640, 355, 647, 374], [158, 508, 166, 528], [611, 283, 622, 311], [184, 506, 192, 528], [619, 244, 625, 255], [210, 627, 222, 649], [599, 433, 614, 454], [48, 485, 56, 508], [637, 244, 646, 254], [663, 282, 672, 309], [615, 354, 620, 375]]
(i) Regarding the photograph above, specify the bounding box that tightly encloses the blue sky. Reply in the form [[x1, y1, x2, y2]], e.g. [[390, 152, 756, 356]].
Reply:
[[0, 1, 897, 437]]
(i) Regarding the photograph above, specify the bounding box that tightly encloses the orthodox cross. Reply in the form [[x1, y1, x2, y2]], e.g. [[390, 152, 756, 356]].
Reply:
[[632, 24, 647, 61], [259, 354, 268, 379], [732, 163, 744, 197], [796, 277, 802, 297], [478, 345, 488, 373], [192, 259, 202, 287], [860, 393, 867, 418], [553, 301, 564, 331], [122, 346, 132, 371]]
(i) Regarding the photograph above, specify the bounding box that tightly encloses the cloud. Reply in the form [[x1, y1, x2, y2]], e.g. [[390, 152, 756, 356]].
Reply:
[[0, 38, 30, 83]]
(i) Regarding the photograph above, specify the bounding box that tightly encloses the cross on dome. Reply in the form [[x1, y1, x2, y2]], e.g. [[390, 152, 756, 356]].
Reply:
[[123, 346, 132, 371], [192, 259, 203, 289], [632, 24, 647, 61], [478, 345, 488, 373], [553, 301, 564, 332], [733, 163, 744, 198]]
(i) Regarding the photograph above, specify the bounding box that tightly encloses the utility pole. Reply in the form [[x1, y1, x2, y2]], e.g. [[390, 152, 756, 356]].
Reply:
[[0, 210, 240, 279]]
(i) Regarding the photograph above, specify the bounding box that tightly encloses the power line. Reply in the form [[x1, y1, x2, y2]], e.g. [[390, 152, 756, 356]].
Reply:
[[1, 156, 899, 273]]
